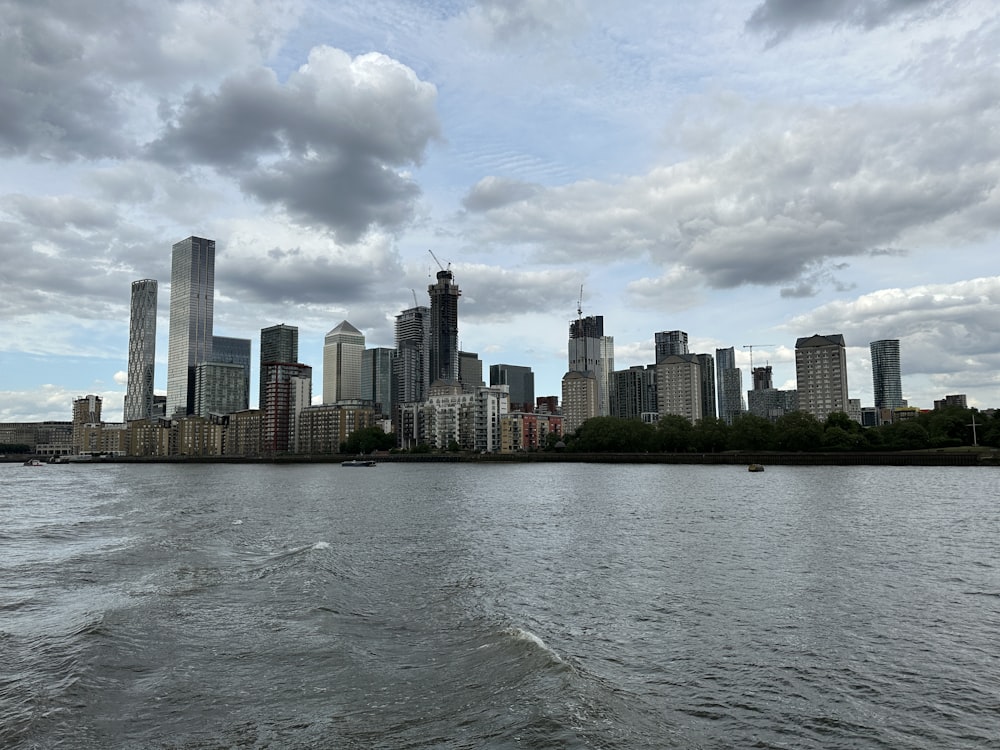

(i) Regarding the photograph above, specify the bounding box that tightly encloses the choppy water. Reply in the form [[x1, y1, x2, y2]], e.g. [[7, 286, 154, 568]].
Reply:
[[2, 461, 998, 749]]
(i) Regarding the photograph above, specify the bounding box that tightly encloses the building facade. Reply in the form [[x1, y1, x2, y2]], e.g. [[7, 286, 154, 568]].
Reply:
[[259, 323, 299, 408], [322, 320, 365, 404], [654, 330, 689, 361], [795, 333, 849, 421], [125, 278, 157, 422], [362, 347, 395, 416], [561, 369, 599, 434], [715, 346, 745, 425], [655, 355, 702, 423], [194, 362, 247, 417], [568, 315, 614, 417], [261, 362, 311, 454], [166, 236, 215, 416], [610, 365, 658, 421], [870, 339, 904, 410], [428, 268, 461, 385], [489, 364, 535, 413], [211, 335, 252, 411], [394, 306, 430, 406]]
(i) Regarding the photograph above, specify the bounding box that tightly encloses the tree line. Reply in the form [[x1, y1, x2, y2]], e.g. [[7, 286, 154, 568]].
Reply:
[[557, 408, 1000, 454]]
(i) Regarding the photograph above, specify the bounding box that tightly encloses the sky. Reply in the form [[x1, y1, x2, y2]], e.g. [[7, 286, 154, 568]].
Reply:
[[2, 0, 999, 423]]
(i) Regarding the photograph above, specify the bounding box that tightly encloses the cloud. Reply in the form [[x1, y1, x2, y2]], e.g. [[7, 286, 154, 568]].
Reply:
[[0, 0, 303, 161], [147, 46, 441, 241], [461, 176, 542, 212], [445, 263, 584, 322], [463, 0, 589, 44], [460, 80, 1000, 294], [782, 276, 1000, 382], [746, 0, 948, 41]]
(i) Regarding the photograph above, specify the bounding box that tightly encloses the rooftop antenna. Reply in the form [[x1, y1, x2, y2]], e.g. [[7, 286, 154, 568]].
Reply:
[[743, 344, 774, 372]]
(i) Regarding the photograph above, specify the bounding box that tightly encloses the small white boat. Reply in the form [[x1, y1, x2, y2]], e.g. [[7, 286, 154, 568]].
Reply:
[[23, 458, 45, 467], [341, 459, 377, 467]]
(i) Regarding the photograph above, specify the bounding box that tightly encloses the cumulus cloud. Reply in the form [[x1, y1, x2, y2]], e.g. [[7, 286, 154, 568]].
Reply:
[[783, 276, 1000, 382], [0, 0, 302, 161], [464, 0, 589, 44], [462, 176, 543, 212], [147, 47, 441, 241], [445, 263, 583, 322], [746, 0, 948, 41], [461, 81, 1000, 295]]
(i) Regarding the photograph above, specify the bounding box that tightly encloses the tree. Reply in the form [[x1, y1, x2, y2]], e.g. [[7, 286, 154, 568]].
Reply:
[[654, 414, 695, 452], [343, 425, 396, 455], [572, 417, 654, 452], [774, 411, 824, 452], [692, 417, 729, 453], [728, 414, 775, 451]]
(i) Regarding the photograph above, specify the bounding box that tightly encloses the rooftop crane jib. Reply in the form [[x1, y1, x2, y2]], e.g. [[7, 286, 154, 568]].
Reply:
[[742, 344, 775, 371]]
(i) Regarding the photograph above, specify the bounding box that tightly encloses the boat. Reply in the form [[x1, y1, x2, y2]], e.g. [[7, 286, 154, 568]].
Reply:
[[23, 458, 45, 466], [341, 459, 377, 467], [747, 463, 765, 472]]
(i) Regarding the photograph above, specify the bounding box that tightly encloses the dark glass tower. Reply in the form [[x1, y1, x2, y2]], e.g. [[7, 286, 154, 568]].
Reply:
[[428, 269, 461, 384], [870, 339, 903, 409], [259, 324, 298, 408], [125, 279, 157, 422]]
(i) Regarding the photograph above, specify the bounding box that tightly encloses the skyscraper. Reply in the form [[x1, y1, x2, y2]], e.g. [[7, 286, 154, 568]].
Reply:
[[428, 268, 461, 384], [259, 324, 298, 408], [489, 364, 535, 413], [656, 354, 703, 422], [795, 333, 849, 421], [210, 335, 252, 412], [166, 236, 215, 416], [322, 320, 365, 403], [362, 347, 395, 414], [870, 339, 904, 409], [715, 346, 745, 425], [394, 305, 430, 405], [655, 330, 689, 361], [125, 279, 157, 422], [568, 315, 614, 417]]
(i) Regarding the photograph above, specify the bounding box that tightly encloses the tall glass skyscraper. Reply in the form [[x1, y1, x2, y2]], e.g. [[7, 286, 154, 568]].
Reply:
[[322, 320, 365, 403], [870, 339, 903, 409], [211, 335, 252, 411], [166, 237, 215, 417], [715, 346, 745, 425], [428, 268, 461, 384], [394, 306, 430, 404], [125, 279, 157, 422], [489, 364, 535, 413]]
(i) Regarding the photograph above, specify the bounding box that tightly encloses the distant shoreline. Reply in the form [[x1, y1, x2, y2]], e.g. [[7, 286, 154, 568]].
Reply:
[[7, 450, 996, 466]]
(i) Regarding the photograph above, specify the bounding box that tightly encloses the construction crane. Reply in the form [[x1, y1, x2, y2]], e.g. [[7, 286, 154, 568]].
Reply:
[[411, 288, 419, 308], [577, 284, 584, 319], [742, 344, 775, 372], [428, 249, 450, 273]]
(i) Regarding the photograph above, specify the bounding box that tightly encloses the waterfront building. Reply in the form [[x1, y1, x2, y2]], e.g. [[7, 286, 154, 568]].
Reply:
[[261, 362, 311, 454], [297, 402, 376, 454], [225, 409, 263, 457], [489, 364, 535, 413], [322, 320, 365, 404], [694, 352, 717, 421], [610, 365, 658, 421], [166, 236, 215, 416], [259, 323, 298, 408], [499, 412, 563, 453], [174, 415, 224, 457], [655, 354, 702, 423], [870, 339, 904, 410], [0, 421, 73, 455], [211, 336, 251, 411], [569, 315, 614, 416], [72, 395, 102, 454], [125, 279, 157, 422], [127, 417, 172, 457], [654, 330, 689, 361], [795, 333, 849, 421], [421, 381, 509, 452], [428, 268, 461, 385], [715, 347, 745, 426], [194, 362, 247, 418], [362, 347, 395, 415], [561, 369, 599, 434]]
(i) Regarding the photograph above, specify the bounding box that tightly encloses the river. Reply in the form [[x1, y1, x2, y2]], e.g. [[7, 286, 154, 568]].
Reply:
[[2, 462, 998, 748]]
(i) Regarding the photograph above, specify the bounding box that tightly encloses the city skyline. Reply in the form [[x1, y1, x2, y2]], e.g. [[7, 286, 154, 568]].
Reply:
[[3, 2, 1000, 422]]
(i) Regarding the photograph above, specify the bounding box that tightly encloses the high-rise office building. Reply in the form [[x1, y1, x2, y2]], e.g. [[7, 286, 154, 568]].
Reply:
[[394, 306, 430, 405], [568, 315, 614, 417], [125, 279, 157, 422], [428, 268, 461, 385], [715, 346, 745, 425], [211, 335, 251, 411], [870, 339, 904, 409], [694, 352, 717, 420], [323, 320, 365, 404], [259, 323, 298, 408], [795, 333, 849, 421], [194, 362, 247, 417], [362, 347, 395, 414], [166, 236, 215, 416], [655, 330, 689, 361], [610, 365, 658, 421], [459, 351, 484, 390], [489, 364, 535, 412]]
